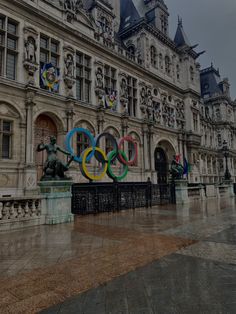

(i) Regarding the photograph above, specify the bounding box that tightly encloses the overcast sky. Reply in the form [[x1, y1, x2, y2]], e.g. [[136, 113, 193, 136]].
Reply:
[[166, 0, 236, 99]]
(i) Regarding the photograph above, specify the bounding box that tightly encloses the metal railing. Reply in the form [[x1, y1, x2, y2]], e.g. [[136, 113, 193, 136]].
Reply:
[[72, 182, 175, 215]]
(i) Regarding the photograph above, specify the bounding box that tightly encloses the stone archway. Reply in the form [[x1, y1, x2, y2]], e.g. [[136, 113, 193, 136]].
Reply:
[[154, 140, 176, 184], [34, 114, 57, 181], [155, 147, 168, 184]]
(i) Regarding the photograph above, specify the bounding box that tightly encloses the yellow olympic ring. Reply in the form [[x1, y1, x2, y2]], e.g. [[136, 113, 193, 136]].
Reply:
[[81, 147, 108, 181]]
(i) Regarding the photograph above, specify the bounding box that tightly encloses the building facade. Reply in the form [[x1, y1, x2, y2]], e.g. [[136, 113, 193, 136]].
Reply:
[[0, 0, 235, 197]]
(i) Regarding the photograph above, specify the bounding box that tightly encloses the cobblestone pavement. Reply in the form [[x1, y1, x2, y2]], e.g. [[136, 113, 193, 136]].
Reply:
[[0, 198, 236, 313]]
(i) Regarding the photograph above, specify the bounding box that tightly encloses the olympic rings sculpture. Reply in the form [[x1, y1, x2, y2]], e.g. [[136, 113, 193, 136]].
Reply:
[[65, 128, 138, 181]]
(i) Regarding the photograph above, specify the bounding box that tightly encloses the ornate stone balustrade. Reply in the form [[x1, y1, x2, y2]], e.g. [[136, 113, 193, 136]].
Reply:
[[0, 196, 44, 231]]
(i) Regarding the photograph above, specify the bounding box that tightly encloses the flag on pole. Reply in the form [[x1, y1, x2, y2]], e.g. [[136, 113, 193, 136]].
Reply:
[[183, 158, 191, 175]]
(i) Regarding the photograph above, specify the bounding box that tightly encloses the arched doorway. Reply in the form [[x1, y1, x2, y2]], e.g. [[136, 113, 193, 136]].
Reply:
[[34, 114, 57, 180], [155, 147, 168, 184]]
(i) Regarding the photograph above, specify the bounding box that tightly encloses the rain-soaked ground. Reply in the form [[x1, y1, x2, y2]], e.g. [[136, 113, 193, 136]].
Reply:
[[1, 198, 236, 313]]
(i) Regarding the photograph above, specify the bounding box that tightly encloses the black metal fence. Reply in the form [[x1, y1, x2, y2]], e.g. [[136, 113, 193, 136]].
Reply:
[[72, 181, 175, 215]]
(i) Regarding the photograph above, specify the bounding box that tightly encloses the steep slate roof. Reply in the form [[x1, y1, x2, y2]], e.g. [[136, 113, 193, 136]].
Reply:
[[174, 18, 191, 47], [200, 65, 223, 97], [120, 0, 142, 32]]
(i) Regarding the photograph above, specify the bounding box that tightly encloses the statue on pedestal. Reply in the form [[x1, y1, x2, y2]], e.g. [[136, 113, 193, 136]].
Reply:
[[37, 136, 74, 181], [170, 156, 184, 180]]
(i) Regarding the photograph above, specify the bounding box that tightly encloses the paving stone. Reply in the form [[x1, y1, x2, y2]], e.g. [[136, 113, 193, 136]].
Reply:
[[41, 254, 236, 314], [177, 241, 236, 264], [1, 199, 236, 313], [205, 225, 236, 245]]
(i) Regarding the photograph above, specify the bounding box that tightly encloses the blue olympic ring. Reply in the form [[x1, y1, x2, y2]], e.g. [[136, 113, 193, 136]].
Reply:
[[65, 128, 95, 163]]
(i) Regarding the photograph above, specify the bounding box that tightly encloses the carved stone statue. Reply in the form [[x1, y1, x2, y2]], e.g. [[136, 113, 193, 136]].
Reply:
[[65, 53, 74, 77], [170, 156, 184, 180], [120, 78, 128, 99], [95, 67, 104, 89], [25, 36, 37, 63], [37, 136, 74, 181]]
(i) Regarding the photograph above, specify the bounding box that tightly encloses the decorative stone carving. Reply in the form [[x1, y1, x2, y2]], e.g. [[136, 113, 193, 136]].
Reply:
[[63, 47, 76, 95], [153, 102, 162, 124], [162, 95, 176, 128], [25, 37, 37, 63], [61, 0, 83, 22], [120, 78, 128, 99], [95, 66, 104, 89], [23, 27, 39, 85], [94, 64, 105, 107], [95, 8, 115, 44], [139, 83, 153, 120], [119, 74, 128, 113]]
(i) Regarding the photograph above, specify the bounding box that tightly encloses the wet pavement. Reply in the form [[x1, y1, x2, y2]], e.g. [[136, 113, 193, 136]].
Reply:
[[0, 198, 236, 313]]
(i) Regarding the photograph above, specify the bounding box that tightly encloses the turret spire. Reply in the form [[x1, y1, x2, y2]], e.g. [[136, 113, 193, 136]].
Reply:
[[174, 17, 190, 47]]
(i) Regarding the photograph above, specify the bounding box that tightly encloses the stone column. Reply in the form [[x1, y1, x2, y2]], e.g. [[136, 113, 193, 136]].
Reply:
[[148, 123, 155, 181], [96, 105, 105, 134], [142, 124, 150, 172], [25, 89, 36, 165], [121, 113, 129, 137], [24, 88, 38, 196], [66, 99, 75, 131]]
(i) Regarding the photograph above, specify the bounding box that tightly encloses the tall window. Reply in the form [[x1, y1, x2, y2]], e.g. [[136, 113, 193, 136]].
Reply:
[[161, 15, 168, 34], [40, 35, 60, 90], [104, 65, 116, 94], [159, 53, 163, 69], [127, 76, 138, 117], [176, 64, 180, 80], [0, 119, 12, 159], [76, 52, 91, 102], [128, 141, 138, 167], [165, 56, 171, 74], [193, 113, 198, 132], [105, 138, 113, 154], [150, 46, 157, 67], [190, 66, 194, 81], [0, 15, 18, 80]]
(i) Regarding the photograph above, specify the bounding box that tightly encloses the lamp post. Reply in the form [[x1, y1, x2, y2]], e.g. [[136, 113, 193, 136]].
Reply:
[[222, 140, 231, 181]]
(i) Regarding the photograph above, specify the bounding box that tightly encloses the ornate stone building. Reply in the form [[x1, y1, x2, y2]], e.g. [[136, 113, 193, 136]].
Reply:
[[0, 0, 235, 197]]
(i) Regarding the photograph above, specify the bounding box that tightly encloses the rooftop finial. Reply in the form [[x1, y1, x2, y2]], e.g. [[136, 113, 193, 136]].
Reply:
[[178, 15, 183, 27]]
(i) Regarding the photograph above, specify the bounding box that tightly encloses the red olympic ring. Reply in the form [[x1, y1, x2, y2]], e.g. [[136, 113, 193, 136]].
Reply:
[[118, 136, 138, 166]]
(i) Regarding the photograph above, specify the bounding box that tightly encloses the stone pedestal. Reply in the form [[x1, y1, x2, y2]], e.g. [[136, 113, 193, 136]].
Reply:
[[38, 181, 74, 225], [175, 179, 189, 205], [222, 180, 235, 198]]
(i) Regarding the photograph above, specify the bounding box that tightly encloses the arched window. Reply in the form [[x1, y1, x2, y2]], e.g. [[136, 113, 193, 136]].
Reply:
[[127, 45, 135, 56], [165, 56, 171, 74], [150, 46, 157, 67]]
